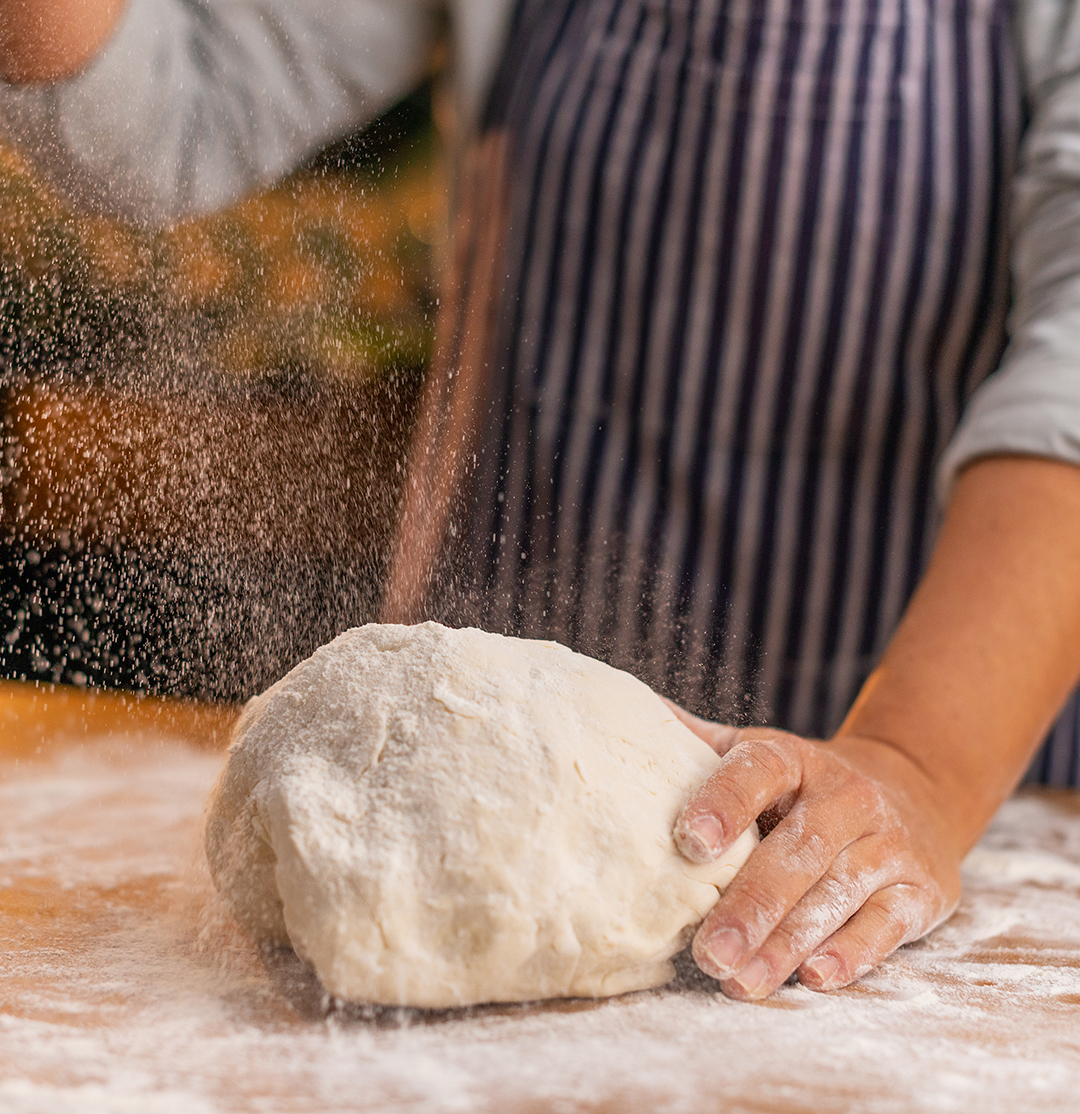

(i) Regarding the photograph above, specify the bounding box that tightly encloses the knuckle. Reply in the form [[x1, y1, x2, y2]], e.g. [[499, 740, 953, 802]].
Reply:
[[703, 764, 761, 825], [803, 882, 858, 938], [835, 773, 898, 835], [755, 738, 799, 782], [884, 882, 944, 942], [764, 917, 820, 965], [777, 880, 859, 958], [786, 825, 833, 873], [856, 778, 892, 820], [724, 878, 785, 938], [846, 907, 893, 956], [724, 737, 795, 788], [841, 889, 920, 966], [843, 847, 897, 895]]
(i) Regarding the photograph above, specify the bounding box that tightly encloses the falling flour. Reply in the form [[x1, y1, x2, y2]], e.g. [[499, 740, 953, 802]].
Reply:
[[203, 621, 757, 1007]]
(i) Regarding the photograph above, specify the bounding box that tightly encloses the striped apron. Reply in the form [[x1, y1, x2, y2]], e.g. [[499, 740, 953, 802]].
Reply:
[[413, 0, 1076, 784]]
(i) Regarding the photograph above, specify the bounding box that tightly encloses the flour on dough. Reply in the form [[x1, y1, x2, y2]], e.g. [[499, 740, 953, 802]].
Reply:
[[204, 622, 757, 1008]]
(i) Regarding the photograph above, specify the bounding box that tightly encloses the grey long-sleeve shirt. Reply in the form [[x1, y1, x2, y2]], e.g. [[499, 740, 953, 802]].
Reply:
[[0, 0, 513, 225], [0, 0, 1078, 499]]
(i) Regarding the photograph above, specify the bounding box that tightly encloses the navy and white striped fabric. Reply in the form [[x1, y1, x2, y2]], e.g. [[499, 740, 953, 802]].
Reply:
[[424, 0, 1075, 783]]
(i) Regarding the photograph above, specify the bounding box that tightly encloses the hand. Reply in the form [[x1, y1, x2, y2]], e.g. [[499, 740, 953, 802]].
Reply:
[[671, 715, 963, 999], [0, 0, 126, 84]]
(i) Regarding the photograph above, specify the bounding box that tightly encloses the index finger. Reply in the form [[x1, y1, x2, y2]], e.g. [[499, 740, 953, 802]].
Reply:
[[675, 732, 806, 863]]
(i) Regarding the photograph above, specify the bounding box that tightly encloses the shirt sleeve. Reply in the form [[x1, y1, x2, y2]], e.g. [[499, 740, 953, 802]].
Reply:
[[938, 0, 1080, 500], [0, 0, 436, 227]]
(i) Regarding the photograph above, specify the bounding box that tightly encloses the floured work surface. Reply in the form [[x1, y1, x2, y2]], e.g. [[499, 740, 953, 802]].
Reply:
[[1, 686, 1079, 1114]]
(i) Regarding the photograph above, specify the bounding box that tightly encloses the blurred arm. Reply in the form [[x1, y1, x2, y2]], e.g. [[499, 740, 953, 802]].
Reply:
[[938, 0, 1080, 493], [0, 0, 438, 225]]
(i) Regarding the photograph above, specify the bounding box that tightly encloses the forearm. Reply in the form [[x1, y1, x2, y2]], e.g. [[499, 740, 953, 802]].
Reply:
[[0, 0, 434, 225], [835, 454, 1080, 857], [0, 0, 125, 83]]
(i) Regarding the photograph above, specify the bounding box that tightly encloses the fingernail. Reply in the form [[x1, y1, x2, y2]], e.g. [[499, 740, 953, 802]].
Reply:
[[802, 953, 839, 988], [729, 956, 770, 998], [698, 927, 743, 976], [677, 814, 724, 862]]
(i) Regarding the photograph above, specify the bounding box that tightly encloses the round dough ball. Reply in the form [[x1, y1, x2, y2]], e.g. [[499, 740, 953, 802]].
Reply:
[[204, 622, 757, 1008]]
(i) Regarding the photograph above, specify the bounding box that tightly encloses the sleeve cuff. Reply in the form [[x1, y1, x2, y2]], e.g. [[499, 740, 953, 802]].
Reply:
[[937, 355, 1080, 503]]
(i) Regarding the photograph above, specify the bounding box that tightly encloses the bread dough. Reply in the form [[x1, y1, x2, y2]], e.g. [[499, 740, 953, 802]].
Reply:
[[204, 622, 757, 1008]]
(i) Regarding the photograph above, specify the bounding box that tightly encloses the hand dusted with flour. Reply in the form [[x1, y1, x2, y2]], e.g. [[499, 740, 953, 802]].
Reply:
[[204, 622, 757, 1008]]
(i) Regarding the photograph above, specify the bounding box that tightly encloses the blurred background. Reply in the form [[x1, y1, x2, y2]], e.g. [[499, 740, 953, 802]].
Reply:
[[0, 85, 446, 703]]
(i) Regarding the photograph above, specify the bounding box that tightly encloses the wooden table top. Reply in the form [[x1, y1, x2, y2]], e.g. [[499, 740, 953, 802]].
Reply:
[[2, 681, 1079, 1113]]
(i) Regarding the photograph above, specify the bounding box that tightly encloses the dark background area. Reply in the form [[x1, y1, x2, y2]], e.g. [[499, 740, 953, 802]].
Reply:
[[0, 85, 441, 704]]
